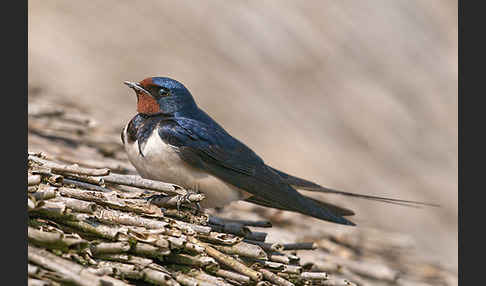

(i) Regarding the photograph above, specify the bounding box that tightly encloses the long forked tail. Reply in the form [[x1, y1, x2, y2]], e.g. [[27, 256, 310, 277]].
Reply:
[[269, 167, 440, 208]]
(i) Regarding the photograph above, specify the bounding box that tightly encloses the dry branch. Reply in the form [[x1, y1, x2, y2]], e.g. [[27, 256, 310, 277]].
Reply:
[[201, 241, 263, 281], [102, 173, 186, 196], [300, 272, 329, 280], [58, 187, 163, 216], [212, 269, 251, 284], [260, 269, 294, 286], [197, 232, 243, 245], [90, 242, 131, 255], [29, 155, 110, 176], [187, 269, 234, 286], [28, 227, 89, 251], [94, 253, 154, 267], [62, 178, 114, 192], [164, 253, 219, 271], [244, 231, 267, 242], [31, 185, 58, 201], [29, 174, 42, 186], [212, 241, 268, 260], [28, 245, 128, 286], [282, 242, 317, 251], [243, 240, 284, 252], [268, 254, 290, 265], [172, 272, 216, 286], [142, 268, 180, 286], [52, 197, 98, 214], [148, 193, 206, 209], [28, 278, 50, 286]]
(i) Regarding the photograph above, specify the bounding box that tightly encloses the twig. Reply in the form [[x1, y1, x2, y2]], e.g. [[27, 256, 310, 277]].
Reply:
[[212, 241, 268, 260], [172, 272, 216, 286], [93, 207, 168, 229], [29, 174, 42, 186], [63, 173, 106, 187], [210, 222, 251, 237], [182, 241, 206, 254], [200, 241, 262, 281], [28, 227, 89, 252], [320, 278, 357, 286], [28, 186, 39, 193], [52, 197, 98, 214], [28, 155, 110, 176], [28, 263, 40, 276], [198, 232, 244, 245], [143, 268, 181, 286], [164, 253, 219, 272], [163, 235, 205, 253], [300, 272, 329, 280], [172, 220, 212, 235], [29, 200, 73, 220], [282, 242, 317, 251], [243, 240, 284, 252], [102, 173, 186, 196], [27, 278, 50, 286], [126, 228, 171, 248], [92, 260, 142, 279], [148, 193, 206, 209], [62, 178, 113, 193], [307, 261, 342, 273], [163, 209, 209, 225], [248, 260, 302, 275], [260, 269, 294, 286], [93, 253, 153, 267], [131, 242, 171, 260], [31, 185, 58, 201], [90, 242, 131, 255], [268, 254, 290, 265], [187, 269, 234, 286], [212, 269, 251, 285], [28, 197, 37, 210], [60, 214, 130, 241], [33, 169, 64, 186], [244, 231, 267, 242], [58, 187, 163, 216], [28, 245, 129, 286]]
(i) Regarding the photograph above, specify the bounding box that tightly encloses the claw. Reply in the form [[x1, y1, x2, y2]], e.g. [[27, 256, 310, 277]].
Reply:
[[176, 192, 199, 212], [146, 190, 204, 214]]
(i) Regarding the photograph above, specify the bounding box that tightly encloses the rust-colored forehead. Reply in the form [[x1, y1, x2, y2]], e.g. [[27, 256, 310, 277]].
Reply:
[[139, 77, 153, 87]]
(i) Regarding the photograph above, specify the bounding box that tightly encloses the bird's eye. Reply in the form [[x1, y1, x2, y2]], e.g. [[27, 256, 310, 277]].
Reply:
[[158, 88, 169, 97]]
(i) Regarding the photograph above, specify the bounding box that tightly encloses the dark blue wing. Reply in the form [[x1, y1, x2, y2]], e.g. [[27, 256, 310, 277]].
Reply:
[[158, 117, 262, 176], [158, 117, 355, 226]]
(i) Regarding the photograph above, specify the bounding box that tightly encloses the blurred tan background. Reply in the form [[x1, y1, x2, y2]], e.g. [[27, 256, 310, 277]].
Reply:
[[28, 0, 457, 272]]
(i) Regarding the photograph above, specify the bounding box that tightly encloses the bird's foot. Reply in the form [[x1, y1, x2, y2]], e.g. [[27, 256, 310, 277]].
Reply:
[[147, 191, 204, 214], [176, 192, 202, 212]]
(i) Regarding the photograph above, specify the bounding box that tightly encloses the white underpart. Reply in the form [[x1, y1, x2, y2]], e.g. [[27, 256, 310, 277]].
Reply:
[[122, 123, 249, 208]]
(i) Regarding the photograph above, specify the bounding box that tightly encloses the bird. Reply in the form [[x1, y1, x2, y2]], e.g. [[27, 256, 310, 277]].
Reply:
[[121, 76, 436, 226]]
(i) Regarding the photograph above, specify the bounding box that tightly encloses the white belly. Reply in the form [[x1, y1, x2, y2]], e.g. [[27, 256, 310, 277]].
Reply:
[[122, 124, 248, 208]]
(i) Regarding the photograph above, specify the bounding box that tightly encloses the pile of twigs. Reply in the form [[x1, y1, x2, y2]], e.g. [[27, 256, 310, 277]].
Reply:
[[28, 152, 351, 286], [27, 97, 456, 286]]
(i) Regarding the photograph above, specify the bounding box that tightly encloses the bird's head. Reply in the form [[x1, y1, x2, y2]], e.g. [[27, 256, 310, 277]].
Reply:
[[124, 77, 197, 115]]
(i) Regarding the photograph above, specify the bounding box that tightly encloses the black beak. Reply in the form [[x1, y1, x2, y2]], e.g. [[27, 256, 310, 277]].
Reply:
[[123, 81, 154, 98]]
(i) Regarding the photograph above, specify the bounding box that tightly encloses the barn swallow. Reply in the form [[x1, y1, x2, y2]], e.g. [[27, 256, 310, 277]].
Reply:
[[121, 77, 436, 226]]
